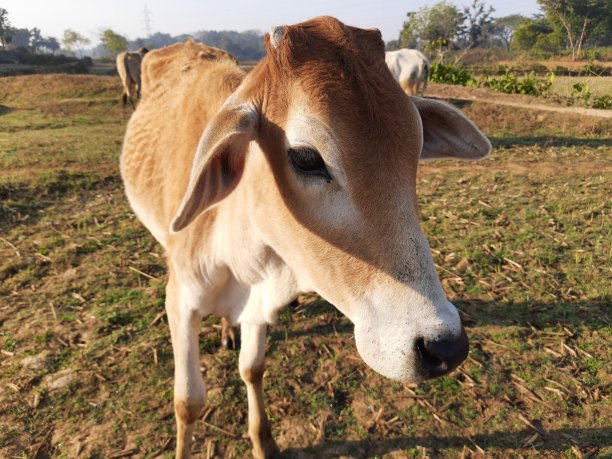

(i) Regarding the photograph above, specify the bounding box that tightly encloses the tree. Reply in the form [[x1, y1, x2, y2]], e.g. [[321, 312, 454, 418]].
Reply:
[[0, 7, 10, 47], [62, 29, 90, 56], [537, 0, 610, 59], [399, 1, 464, 60], [29, 27, 43, 52], [385, 39, 400, 51], [9, 28, 30, 48], [100, 29, 127, 55], [460, 0, 495, 48], [39, 36, 60, 54], [491, 14, 526, 51], [512, 15, 563, 54]]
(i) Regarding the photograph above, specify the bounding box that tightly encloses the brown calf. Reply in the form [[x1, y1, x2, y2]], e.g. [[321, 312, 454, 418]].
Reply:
[[120, 17, 490, 458]]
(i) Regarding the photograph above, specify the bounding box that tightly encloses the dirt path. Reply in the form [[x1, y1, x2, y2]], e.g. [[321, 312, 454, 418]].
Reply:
[[427, 83, 612, 119]]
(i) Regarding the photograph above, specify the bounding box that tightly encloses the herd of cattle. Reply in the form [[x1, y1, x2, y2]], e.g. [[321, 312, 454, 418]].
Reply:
[[117, 41, 430, 106], [118, 16, 490, 459]]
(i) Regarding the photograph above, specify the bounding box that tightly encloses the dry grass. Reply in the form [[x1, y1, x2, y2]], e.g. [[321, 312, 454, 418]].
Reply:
[[0, 75, 610, 459], [550, 76, 612, 98], [496, 59, 611, 72]]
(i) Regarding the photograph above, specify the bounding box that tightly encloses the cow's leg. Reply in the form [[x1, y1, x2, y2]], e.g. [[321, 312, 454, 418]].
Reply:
[[166, 275, 206, 459], [420, 78, 428, 96], [221, 317, 240, 350], [399, 78, 411, 95], [239, 323, 279, 459]]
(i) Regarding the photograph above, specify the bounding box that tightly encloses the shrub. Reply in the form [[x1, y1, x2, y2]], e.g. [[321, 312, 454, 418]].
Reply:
[[553, 65, 571, 76], [429, 63, 475, 86], [582, 49, 601, 61], [480, 71, 553, 97], [581, 63, 611, 76], [571, 82, 592, 103], [566, 82, 611, 110], [19, 53, 76, 66], [591, 95, 612, 110]]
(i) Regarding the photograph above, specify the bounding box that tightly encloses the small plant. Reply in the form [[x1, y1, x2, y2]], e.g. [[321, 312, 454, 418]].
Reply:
[[553, 65, 571, 76], [480, 71, 553, 97], [429, 63, 476, 86], [591, 94, 612, 110], [581, 62, 611, 76], [571, 82, 592, 102], [568, 83, 611, 110]]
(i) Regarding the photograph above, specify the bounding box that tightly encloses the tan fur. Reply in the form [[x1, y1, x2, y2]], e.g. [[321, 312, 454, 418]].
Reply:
[[121, 40, 244, 247], [120, 18, 490, 458], [116, 47, 149, 105]]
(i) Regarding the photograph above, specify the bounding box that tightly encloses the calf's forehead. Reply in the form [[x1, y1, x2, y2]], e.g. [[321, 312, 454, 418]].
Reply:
[[281, 76, 423, 184]]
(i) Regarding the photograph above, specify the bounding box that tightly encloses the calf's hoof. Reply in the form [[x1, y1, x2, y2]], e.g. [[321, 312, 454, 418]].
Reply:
[[221, 323, 241, 350], [252, 437, 280, 459]]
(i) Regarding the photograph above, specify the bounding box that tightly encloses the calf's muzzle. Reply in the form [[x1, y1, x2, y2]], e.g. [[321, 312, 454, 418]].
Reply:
[[416, 327, 469, 378]]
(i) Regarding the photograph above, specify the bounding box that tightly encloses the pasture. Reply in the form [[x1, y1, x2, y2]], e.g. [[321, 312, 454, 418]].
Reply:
[[550, 76, 612, 98], [0, 74, 610, 458]]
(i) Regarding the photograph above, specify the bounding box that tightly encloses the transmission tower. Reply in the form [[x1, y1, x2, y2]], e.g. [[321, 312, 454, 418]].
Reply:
[[143, 5, 152, 38]]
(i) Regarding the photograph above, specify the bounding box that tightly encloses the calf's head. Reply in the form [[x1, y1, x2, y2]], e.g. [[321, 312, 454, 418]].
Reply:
[[171, 17, 491, 382]]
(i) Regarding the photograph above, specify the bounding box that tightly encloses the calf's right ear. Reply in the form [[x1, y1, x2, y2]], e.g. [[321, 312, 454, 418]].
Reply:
[[170, 105, 258, 233], [412, 97, 492, 161]]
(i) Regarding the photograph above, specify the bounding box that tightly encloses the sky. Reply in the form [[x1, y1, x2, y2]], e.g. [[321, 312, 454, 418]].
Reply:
[[3, 0, 542, 45]]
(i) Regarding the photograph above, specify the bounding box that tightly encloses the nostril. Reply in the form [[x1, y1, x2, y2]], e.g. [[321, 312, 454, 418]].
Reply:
[[416, 337, 445, 371], [416, 337, 449, 376], [416, 329, 469, 378]]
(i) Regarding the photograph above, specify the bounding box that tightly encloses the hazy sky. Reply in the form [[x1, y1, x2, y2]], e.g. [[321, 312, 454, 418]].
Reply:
[[4, 0, 541, 45]]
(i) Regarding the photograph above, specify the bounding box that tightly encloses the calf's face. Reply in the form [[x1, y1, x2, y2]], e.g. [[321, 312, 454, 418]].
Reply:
[[171, 17, 491, 382]]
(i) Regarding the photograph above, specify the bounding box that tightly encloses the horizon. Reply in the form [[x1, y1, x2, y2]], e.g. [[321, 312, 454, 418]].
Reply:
[[3, 0, 541, 47]]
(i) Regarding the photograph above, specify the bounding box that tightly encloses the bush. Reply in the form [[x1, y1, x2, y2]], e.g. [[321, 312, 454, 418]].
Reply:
[[582, 49, 602, 61], [0, 59, 90, 77], [581, 63, 611, 76], [480, 71, 553, 97], [571, 82, 592, 103], [81, 56, 94, 68], [429, 63, 475, 86], [19, 53, 76, 66], [553, 65, 571, 76], [591, 95, 612, 110], [565, 82, 611, 110]]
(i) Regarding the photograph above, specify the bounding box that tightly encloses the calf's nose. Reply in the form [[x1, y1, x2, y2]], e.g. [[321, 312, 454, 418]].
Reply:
[[416, 327, 469, 377]]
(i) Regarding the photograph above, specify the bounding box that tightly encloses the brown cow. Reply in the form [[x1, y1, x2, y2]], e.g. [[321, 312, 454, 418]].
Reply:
[[116, 46, 149, 105], [120, 18, 491, 458]]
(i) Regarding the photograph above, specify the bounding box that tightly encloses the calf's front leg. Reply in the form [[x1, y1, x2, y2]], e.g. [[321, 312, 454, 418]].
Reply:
[[166, 275, 206, 459], [239, 323, 279, 459]]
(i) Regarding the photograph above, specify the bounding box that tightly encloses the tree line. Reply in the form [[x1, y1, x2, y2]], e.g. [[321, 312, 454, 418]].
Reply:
[[392, 0, 611, 61], [0, 7, 266, 62]]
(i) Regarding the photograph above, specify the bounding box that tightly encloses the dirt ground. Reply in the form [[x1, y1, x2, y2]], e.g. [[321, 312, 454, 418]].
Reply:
[[0, 74, 610, 458]]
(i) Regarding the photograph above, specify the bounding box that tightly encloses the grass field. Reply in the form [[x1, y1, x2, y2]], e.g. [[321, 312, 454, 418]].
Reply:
[[551, 76, 612, 98], [0, 74, 610, 458]]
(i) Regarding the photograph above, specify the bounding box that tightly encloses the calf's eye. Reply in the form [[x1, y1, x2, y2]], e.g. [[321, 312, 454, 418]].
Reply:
[[288, 147, 332, 182]]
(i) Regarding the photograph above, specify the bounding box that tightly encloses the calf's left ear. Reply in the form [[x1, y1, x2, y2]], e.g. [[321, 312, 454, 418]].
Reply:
[[170, 104, 257, 233], [412, 97, 492, 161]]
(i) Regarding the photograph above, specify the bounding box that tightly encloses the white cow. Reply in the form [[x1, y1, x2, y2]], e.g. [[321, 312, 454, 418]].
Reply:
[[385, 48, 430, 96], [120, 17, 491, 459]]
